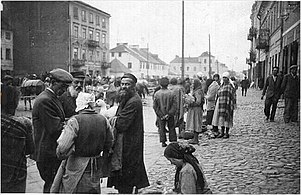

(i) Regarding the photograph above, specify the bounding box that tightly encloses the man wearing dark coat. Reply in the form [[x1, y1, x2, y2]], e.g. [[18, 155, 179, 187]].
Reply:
[[280, 65, 300, 123], [240, 76, 250, 96], [261, 67, 283, 122], [107, 73, 149, 193], [32, 68, 73, 193]]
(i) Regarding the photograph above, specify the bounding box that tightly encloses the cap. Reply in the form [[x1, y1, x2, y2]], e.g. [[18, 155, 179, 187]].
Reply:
[[49, 68, 73, 83], [196, 72, 203, 78], [71, 71, 85, 79], [121, 73, 137, 83], [3, 75, 13, 81], [290, 65, 298, 69]]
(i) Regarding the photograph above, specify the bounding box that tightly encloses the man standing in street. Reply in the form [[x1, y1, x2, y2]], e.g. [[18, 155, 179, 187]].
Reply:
[[32, 68, 73, 193], [281, 65, 300, 123], [59, 71, 85, 119], [51, 92, 113, 193], [240, 76, 250, 96], [261, 67, 283, 122], [107, 73, 149, 193], [154, 77, 177, 147]]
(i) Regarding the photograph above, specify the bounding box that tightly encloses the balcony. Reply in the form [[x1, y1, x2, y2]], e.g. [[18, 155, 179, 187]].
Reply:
[[101, 62, 111, 69], [87, 40, 99, 48], [72, 59, 85, 67], [247, 34, 253, 41], [249, 50, 256, 62], [246, 58, 252, 65]]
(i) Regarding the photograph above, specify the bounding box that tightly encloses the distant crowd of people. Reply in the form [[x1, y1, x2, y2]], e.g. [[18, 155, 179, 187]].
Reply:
[[1, 64, 299, 194]]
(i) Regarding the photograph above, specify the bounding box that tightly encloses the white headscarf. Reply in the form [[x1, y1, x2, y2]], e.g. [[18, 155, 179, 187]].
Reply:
[[75, 92, 95, 112]]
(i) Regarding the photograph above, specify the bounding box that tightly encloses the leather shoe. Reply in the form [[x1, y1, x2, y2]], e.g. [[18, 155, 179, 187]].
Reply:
[[223, 134, 229, 139], [162, 142, 167, 147], [270, 119, 275, 122]]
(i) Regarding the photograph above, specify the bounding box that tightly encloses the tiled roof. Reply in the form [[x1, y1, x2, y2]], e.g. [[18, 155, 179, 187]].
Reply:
[[131, 48, 158, 64], [110, 58, 131, 73], [170, 56, 199, 63], [110, 45, 128, 53]]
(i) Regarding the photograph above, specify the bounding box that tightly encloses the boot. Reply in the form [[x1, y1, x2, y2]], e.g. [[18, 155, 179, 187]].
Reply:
[[212, 126, 219, 138], [217, 127, 225, 138], [188, 132, 199, 145], [223, 128, 229, 139]]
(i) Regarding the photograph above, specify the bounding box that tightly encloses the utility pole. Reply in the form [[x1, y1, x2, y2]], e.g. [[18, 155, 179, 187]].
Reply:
[[208, 34, 212, 79], [181, 0, 185, 80], [147, 43, 149, 80]]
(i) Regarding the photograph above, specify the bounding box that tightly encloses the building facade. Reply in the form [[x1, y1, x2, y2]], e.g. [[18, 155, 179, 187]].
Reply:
[[169, 52, 228, 79], [247, 1, 300, 85], [1, 30, 13, 73], [109, 43, 168, 79], [1, 1, 110, 77]]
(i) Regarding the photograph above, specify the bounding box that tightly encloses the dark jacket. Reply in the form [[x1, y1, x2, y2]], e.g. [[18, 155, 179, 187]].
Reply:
[[32, 89, 65, 162], [241, 79, 250, 88], [281, 73, 300, 99], [107, 93, 149, 190], [153, 88, 177, 119], [262, 75, 283, 99]]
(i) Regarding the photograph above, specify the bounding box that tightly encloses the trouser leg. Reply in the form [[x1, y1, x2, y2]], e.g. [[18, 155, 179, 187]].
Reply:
[[37, 158, 61, 193], [264, 98, 272, 119], [206, 110, 214, 126], [118, 186, 136, 194], [167, 116, 177, 142], [291, 98, 298, 122], [158, 118, 167, 143], [284, 98, 292, 123], [270, 97, 279, 120]]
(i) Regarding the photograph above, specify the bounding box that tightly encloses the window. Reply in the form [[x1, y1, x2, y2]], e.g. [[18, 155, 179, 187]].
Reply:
[[96, 15, 100, 26], [204, 59, 207, 63], [82, 49, 86, 60], [96, 51, 100, 61], [73, 48, 78, 59], [102, 34, 106, 44], [89, 13, 93, 24], [6, 48, 11, 60], [102, 18, 106, 28], [89, 50, 93, 61], [89, 29, 93, 40], [96, 32, 100, 42], [194, 67, 196, 71], [1, 48, 3, 59], [102, 52, 106, 61], [118, 52, 122, 57], [128, 62, 132, 69], [81, 10, 86, 21], [82, 28, 86, 39], [73, 7, 79, 19], [187, 67, 189, 71], [111, 52, 114, 57], [204, 67, 206, 71], [74, 25, 78, 38], [5, 32, 11, 40]]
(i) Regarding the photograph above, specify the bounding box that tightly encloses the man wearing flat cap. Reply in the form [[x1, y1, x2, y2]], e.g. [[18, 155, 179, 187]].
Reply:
[[59, 71, 85, 118], [32, 68, 73, 192], [107, 73, 149, 193], [280, 65, 300, 123], [1, 75, 20, 116]]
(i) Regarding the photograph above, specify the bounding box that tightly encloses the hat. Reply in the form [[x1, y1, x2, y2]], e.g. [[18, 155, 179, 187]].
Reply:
[[50, 68, 73, 83], [121, 73, 137, 83], [75, 92, 95, 112], [290, 65, 298, 69], [222, 72, 230, 78], [159, 77, 169, 87], [196, 72, 203, 78], [71, 71, 85, 79]]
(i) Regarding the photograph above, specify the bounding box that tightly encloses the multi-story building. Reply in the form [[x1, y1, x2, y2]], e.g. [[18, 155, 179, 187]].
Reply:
[[169, 52, 228, 78], [247, 1, 300, 85], [1, 28, 14, 74], [109, 43, 168, 79], [1, 1, 110, 77]]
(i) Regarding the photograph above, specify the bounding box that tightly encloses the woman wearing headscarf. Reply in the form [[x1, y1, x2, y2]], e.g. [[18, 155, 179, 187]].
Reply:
[[211, 72, 236, 138], [164, 142, 211, 194], [185, 79, 205, 144]]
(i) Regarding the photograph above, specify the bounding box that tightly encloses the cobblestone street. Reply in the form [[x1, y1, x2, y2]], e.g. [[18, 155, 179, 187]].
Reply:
[[19, 88, 300, 194]]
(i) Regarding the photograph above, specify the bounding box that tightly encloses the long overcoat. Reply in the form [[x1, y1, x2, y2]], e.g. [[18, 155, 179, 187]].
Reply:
[[107, 93, 149, 190], [32, 89, 65, 162]]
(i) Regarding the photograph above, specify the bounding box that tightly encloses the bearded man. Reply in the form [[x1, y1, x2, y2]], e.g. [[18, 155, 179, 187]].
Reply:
[[107, 73, 149, 194], [59, 71, 85, 118]]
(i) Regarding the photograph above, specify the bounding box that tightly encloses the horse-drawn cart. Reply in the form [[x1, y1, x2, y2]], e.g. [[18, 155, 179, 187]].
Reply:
[[20, 79, 45, 110]]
